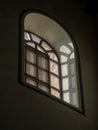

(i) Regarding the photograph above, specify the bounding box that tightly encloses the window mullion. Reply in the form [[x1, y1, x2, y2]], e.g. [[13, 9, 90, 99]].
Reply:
[[36, 44, 38, 88], [48, 58, 51, 94], [24, 46, 26, 82], [59, 62, 63, 100]]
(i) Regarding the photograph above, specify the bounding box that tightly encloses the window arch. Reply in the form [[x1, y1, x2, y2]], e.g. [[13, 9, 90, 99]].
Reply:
[[20, 11, 84, 113]]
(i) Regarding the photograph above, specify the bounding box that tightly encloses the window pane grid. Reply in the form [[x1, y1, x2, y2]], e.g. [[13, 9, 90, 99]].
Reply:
[[24, 32, 63, 103], [24, 44, 50, 88], [23, 30, 81, 110]]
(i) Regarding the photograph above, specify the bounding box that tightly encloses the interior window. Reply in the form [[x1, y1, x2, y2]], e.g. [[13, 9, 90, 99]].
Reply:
[[20, 12, 84, 113]]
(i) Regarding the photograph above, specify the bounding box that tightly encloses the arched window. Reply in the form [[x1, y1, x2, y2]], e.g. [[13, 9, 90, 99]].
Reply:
[[20, 11, 84, 113]]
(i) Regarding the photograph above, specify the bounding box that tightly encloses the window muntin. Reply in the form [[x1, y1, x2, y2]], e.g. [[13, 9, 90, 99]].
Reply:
[[21, 12, 84, 113]]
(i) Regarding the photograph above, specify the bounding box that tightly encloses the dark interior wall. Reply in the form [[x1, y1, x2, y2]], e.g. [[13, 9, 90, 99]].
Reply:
[[0, 0, 98, 129], [96, 14, 98, 51]]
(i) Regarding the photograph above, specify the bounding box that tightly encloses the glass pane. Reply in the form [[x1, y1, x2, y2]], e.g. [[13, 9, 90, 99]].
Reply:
[[61, 64, 68, 77], [60, 45, 71, 54], [31, 33, 41, 43], [72, 93, 79, 107], [50, 74, 59, 89], [26, 42, 35, 48], [26, 77, 37, 87], [26, 63, 36, 77], [61, 55, 68, 63], [38, 55, 48, 70], [72, 76, 77, 88], [63, 92, 70, 103], [50, 61, 58, 75], [48, 52, 58, 61], [62, 78, 69, 91], [70, 53, 75, 59], [38, 84, 49, 93], [38, 69, 49, 83], [71, 62, 76, 75], [37, 46, 46, 53], [41, 41, 52, 50], [68, 42, 74, 49], [26, 49, 36, 64], [51, 88, 60, 98], [24, 32, 31, 40]]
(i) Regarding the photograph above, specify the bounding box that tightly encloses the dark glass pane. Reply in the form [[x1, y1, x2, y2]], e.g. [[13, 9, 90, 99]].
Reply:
[[31, 33, 41, 43], [37, 46, 46, 53], [38, 84, 49, 92], [26, 49, 36, 64], [41, 41, 52, 50], [50, 61, 59, 75], [26, 63, 36, 77], [50, 74, 59, 89], [26, 77, 37, 87], [38, 55, 48, 70], [26, 42, 35, 48], [51, 88, 60, 98], [38, 69, 49, 83]]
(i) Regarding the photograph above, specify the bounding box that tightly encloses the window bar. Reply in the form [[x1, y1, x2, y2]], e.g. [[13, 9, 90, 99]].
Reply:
[[48, 59, 51, 94], [58, 58, 63, 99], [29, 33, 32, 41], [68, 59, 73, 104], [36, 44, 38, 88], [24, 45, 27, 82], [39, 38, 43, 45]]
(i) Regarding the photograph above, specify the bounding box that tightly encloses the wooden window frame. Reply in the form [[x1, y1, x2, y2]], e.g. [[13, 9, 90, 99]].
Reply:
[[19, 10, 85, 115]]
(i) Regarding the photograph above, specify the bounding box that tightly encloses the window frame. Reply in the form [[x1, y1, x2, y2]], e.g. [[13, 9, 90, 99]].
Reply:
[[19, 10, 85, 114], [24, 30, 62, 99]]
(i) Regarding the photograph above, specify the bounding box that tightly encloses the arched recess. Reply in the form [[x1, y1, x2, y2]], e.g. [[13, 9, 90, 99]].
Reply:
[[20, 10, 84, 113]]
